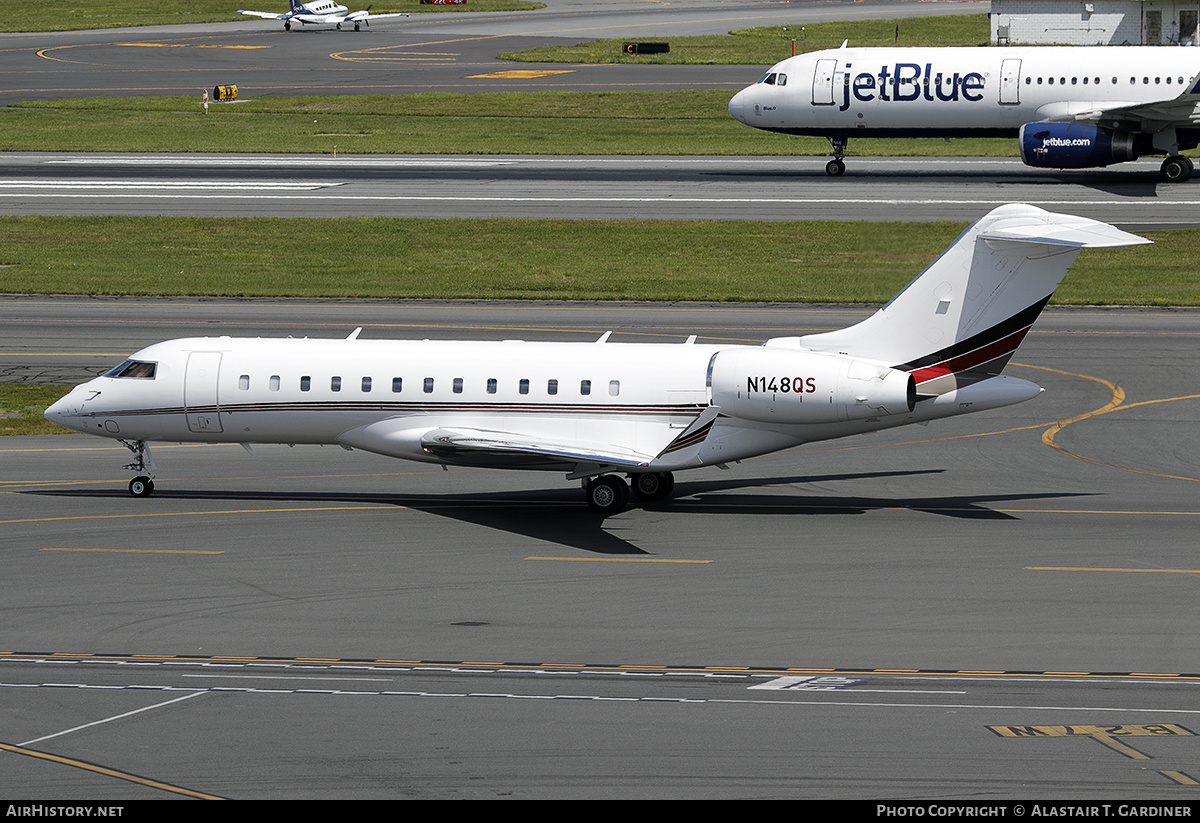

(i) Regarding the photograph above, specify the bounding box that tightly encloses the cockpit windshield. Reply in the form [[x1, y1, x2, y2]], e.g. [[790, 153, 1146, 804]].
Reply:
[[104, 359, 157, 379]]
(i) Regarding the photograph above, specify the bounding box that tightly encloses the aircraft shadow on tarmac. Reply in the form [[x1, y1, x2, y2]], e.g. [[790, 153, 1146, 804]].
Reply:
[[31, 469, 1094, 556]]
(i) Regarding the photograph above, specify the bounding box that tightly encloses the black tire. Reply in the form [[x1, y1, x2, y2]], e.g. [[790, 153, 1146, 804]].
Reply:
[[284, 21, 291, 31], [354, 23, 360, 31], [585, 475, 628, 514], [825, 159, 845, 177], [336, 22, 342, 30], [630, 472, 675, 502], [129, 476, 154, 498], [1160, 157, 1192, 183]]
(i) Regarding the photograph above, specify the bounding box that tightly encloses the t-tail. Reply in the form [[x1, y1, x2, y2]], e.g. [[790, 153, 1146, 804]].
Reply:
[[799, 204, 1149, 397]]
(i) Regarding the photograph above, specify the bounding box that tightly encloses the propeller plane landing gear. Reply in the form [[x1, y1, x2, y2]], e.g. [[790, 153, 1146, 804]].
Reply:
[[120, 439, 156, 498]]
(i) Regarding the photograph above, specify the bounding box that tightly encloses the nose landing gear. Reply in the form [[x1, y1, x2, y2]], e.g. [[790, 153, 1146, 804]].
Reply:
[[825, 137, 848, 176], [120, 440, 157, 498]]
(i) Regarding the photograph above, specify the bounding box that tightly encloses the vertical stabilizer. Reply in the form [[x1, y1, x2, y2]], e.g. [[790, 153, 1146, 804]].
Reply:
[[799, 204, 1148, 394]]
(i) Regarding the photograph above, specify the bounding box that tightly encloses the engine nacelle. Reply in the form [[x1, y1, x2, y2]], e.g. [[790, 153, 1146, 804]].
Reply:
[[708, 348, 915, 425], [1019, 122, 1139, 169]]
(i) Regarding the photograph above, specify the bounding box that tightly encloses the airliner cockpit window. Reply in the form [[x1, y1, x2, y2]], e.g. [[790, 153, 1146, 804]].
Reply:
[[104, 359, 157, 379], [776, 74, 787, 86], [762, 73, 777, 85]]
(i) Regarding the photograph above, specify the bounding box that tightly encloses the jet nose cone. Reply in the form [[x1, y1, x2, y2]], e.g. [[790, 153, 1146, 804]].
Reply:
[[44, 389, 85, 431], [728, 89, 746, 124]]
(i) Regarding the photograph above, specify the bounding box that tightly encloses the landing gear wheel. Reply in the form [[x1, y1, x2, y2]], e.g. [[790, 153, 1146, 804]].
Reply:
[[354, 22, 360, 31], [1160, 156, 1193, 183], [825, 159, 846, 177], [284, 21, 291, 30], [585, 475, 628, 514], [129, 476, 154, 498], [630, 472, 675, 502]]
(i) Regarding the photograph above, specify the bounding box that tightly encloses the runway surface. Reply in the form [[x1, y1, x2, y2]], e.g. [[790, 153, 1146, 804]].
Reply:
[[3, 296, 1200, 797], [3, 152, 1200, 224]]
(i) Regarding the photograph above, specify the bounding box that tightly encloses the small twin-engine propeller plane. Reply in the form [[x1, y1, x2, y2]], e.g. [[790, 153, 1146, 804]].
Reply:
[[46, 205, 1148, 514], [729, 45, 1200, 182], [238, 0, 408, 31]]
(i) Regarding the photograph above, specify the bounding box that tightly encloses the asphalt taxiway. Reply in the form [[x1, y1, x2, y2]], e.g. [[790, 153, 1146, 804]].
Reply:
[[0, 1, 984, 104]]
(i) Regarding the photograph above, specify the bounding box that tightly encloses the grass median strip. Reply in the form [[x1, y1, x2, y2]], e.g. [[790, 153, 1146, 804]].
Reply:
[[5, 92, 1015, 157], [500, 15, 991, 65], [4, 215, 1194, 304]]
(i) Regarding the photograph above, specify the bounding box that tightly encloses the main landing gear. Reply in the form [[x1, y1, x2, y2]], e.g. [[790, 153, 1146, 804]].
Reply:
[[825, 137, 848, 177], [584, 472, 675, 514], [1160, 155, 1194, 183], [121, 439, 156, 498]]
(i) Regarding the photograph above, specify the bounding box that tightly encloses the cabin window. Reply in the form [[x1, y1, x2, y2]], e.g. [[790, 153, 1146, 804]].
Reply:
[[423, 377, 434, 393], [487, 378, 497, 394], [104, 359, 157, 379], [331, 376, 341, 392], [1036, 77, 1043, 85], [547, 379, 558, 395], [1025, 77, 1031, 84], [519, 379, 529, 395], [1144, 77, 1150, 84], [453, 377, 463, 394], [1071, 77, 1077, 85], [269, 375, 280, 391], [1048, 77, 1054, 85], [392, 377, 402, 393], [300, 375, 311, 392], [609, 380, 620, 397], [361, 377, 372, 392], [580, 379, 591, 396], [238, 374, 250, 391]]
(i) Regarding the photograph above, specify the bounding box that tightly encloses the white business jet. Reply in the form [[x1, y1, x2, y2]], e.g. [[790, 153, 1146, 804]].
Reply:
[[45, 205, 1147, 514], [729, 45, 1200, 182], [238, 0, 408, 31]]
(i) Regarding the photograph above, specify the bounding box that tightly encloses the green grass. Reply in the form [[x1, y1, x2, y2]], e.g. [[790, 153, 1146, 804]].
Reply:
[[4, 92, 1014, 156], [1, 216, 1194, 306], [3, 1, 543, 32], [499, 14, 991, 65], [0, 385, 72, 435]]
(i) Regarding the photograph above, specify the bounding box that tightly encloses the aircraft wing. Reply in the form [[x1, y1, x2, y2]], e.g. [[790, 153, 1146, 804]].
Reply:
[[237, 9, 288, 19], [344, 10, 411, 21], [1041, 76, 1200, 131], [420, 427, 656, 471]]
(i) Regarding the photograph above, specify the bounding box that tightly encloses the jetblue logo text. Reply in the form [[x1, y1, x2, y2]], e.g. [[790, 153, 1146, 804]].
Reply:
[[840, 63, 986, 111]]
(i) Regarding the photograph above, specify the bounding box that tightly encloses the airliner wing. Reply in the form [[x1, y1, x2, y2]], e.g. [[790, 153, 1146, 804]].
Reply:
[[1048, 76, 1200, 131], [237, 9, 288, 19], [420, 427, 656, 470]]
